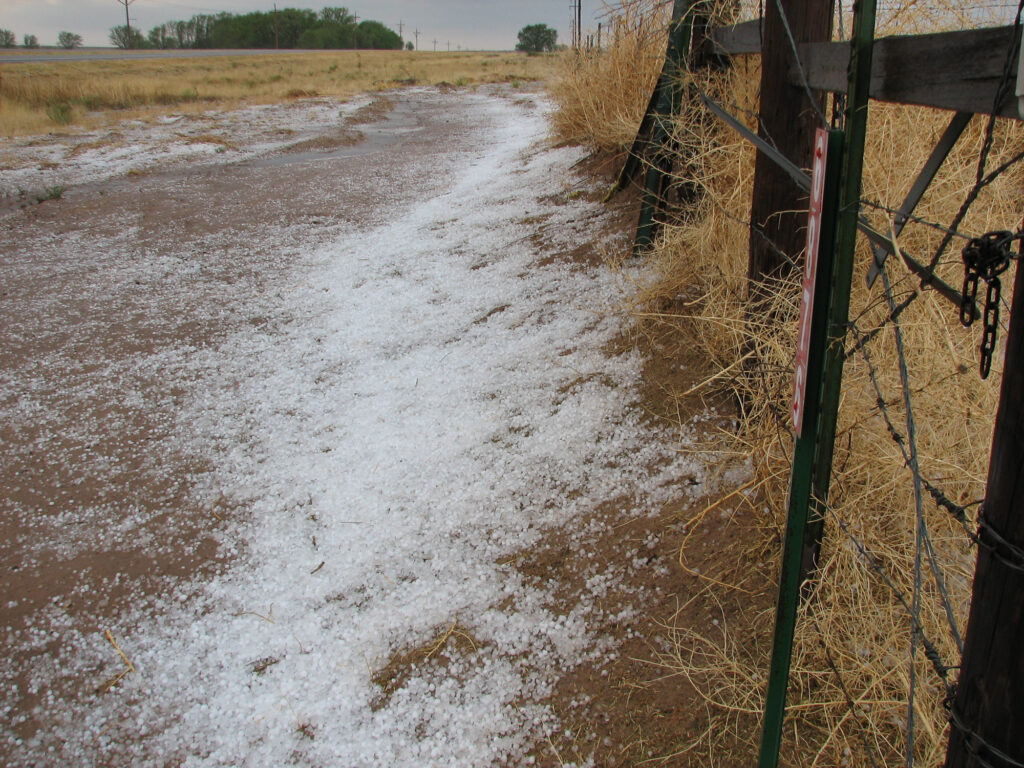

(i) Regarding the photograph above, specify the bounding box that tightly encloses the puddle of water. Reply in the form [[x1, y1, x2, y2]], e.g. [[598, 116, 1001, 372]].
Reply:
[[245, 100, 424, 169]]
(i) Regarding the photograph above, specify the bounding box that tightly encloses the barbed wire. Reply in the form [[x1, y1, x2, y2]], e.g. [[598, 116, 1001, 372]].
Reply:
[[617, 3, 1021, 763], [925, 0, 1024, 278], [823, 501, 956, 692]]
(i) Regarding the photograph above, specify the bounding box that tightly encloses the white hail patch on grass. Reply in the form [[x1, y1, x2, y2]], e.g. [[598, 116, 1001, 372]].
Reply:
[[0, 97, 372, 198]]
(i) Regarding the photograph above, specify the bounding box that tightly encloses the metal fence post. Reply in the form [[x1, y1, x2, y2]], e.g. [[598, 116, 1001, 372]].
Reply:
[[757, 126, 843, 768], [634, 0, 693, 252], [758, 2, 878, 765]]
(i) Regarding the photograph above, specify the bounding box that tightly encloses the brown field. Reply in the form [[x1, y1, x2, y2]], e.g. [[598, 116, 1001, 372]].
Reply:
[[0, 49, 557, 136]]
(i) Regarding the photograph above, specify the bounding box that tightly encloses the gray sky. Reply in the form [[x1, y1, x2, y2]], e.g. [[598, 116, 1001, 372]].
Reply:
[[2, 0, 606, 50]]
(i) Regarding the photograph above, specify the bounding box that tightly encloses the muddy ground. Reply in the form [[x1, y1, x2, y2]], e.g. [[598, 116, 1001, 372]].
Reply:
[[1, 87, 768, 766]]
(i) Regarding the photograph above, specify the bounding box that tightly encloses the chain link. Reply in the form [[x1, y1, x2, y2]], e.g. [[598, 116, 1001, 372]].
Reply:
[[959, 231, 1022, 378]]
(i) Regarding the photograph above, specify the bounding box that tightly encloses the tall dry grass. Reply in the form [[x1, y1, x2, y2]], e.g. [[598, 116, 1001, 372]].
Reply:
[[0, 50, 556, 137], [549, 0, 671, 154], [553, 1, 1023, 765]]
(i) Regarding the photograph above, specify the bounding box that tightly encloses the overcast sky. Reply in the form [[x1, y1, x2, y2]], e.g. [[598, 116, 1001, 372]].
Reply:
[[2, 0, 607, 50]]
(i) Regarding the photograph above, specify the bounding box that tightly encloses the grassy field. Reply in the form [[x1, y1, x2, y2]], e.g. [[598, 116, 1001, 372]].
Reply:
[[0, 49, 558, 136]]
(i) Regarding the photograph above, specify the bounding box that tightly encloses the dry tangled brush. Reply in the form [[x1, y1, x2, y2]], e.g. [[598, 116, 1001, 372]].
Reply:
[[552, 1, 1023, 764]]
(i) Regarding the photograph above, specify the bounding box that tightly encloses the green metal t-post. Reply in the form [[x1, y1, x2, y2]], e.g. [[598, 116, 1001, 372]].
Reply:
[[757, 2, 878, 766], [806, 0, 878, 570], [635, 0, 693, 253], [757, 127, 844, 768]]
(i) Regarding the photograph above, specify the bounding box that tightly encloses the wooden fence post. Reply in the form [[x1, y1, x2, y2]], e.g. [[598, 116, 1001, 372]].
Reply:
[[747, 0, 835, 284], [944, 259, 1024, 768]]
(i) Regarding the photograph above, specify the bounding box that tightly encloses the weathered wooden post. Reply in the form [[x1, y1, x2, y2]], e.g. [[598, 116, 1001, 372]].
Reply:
[[944, 257, 1024, 768], [747, 0, 835, 283]]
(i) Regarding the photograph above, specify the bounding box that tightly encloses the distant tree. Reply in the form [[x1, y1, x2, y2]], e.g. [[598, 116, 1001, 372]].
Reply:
[[23, 34, 40, 48], [296, 26, 335, 48], [58, 31, 84, 49], [121, 8, 400, 51], [515, 23, 557, 53], [319, 7, 355, 26], [110, 24, 148, 49], [405, 40, 414, 50], [148, 24, 179, 49], [0, 29, 16, 48], [297, 8, 356, 49], [355, 20, 401, 50], [266, 8, 318, 47], [206, 8, 315, 48]]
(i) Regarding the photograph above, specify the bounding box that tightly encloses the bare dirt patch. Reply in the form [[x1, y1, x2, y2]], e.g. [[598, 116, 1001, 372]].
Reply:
[[345, 95, 396, 125], [372, 622, 483, 711]]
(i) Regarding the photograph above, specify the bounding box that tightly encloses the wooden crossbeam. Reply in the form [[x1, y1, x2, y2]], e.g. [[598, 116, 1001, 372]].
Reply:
[[707, 20, 1023, 118]]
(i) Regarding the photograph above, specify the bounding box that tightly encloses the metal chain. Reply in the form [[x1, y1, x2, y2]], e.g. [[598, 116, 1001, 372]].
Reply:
[[926, 0, 1024, 277], [959, 230, 1022, 378]]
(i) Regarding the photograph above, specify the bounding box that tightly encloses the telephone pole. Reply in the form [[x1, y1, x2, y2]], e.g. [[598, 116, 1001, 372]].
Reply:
[[432, 38, 438, 52], [578, 0, 583, 49], [569, 0, 577, 48], [569, 0, 583, 50], [115, 0, 136, 48], [414, 29, 420, 50], [397, 19, 404, 43]]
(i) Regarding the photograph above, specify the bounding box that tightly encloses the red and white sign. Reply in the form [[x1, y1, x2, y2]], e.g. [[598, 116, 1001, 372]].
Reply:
[[792, 128, 830, 438]]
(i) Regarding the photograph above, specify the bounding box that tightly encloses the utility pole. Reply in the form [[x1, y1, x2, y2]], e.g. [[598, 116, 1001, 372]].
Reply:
[[569, 0, 576, 48], [747, 0, 836, 285], [397, 19, 404, 43], [447, 40, 450, 52], [578, 0, 583, 50], [115, 0, 135, 48], [944, 258, 1024, 767], [414, 29, 420, 50], [432, 38, 438, 52]]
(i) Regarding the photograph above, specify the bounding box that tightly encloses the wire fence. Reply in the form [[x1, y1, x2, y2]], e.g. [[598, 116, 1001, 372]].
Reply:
[[606, 0, 1024, 763]]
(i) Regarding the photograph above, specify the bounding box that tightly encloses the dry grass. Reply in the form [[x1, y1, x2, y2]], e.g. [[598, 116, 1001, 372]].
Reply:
[[549, 0, 672, 154], [0, 50, 556, 137], [371, 621, 480, 709], [553, 1, 1024, 765]]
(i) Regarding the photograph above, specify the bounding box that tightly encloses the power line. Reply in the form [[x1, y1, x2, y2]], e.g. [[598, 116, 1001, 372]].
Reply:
[[114, 0, 136, 47]]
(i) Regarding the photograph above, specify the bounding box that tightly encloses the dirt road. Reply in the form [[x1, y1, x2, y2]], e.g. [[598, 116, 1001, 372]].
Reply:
[[1, 86, 700, 765]]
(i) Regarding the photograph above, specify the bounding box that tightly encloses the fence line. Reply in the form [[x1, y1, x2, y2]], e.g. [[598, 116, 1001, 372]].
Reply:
[[605, 0, 1024, 764]]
